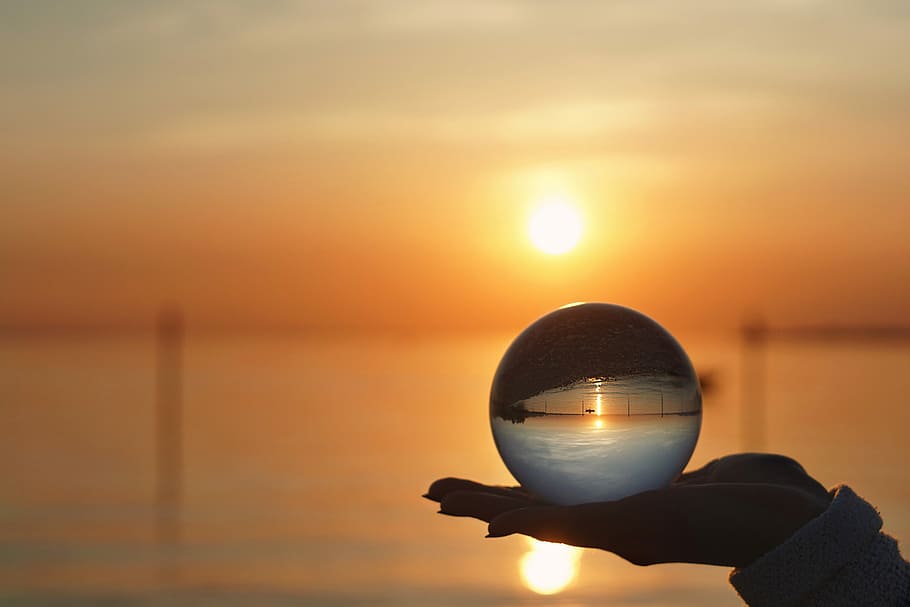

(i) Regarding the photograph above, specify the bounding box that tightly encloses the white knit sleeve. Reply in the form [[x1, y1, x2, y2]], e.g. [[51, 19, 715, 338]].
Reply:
[[729, 485, 910, 606]]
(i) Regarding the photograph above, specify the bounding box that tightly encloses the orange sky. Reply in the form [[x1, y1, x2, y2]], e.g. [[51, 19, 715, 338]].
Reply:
[[2, 2, 909, 334]]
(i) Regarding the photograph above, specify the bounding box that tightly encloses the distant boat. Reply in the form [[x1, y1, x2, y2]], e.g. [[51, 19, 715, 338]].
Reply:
[[698, 370, 717, 395], [584, 408, 596, 414]]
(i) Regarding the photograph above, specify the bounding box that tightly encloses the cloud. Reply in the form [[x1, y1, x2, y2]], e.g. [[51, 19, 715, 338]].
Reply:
[[145, 100, 654, 149]]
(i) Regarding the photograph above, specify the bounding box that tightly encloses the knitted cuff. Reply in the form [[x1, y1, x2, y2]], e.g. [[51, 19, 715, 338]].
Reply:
[[729, 485, 882, 607]]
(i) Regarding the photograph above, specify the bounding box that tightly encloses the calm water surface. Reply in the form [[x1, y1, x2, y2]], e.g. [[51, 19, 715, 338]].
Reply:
[[1, 334, 908, 605]]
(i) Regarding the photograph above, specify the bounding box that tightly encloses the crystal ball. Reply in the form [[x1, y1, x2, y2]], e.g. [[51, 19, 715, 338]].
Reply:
[[490, 303, 702, 505]]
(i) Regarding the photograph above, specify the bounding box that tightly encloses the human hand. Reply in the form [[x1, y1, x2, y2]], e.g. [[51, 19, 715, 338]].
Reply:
[[424, 453, 831, 568]]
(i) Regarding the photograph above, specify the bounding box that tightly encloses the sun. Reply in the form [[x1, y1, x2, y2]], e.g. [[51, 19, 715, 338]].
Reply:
[[528, 197, 583, 255], [520, 539, 582, 595]]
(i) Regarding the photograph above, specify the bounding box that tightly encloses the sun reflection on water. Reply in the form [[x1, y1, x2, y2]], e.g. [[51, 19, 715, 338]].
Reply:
[[519, 538, 583, 595]]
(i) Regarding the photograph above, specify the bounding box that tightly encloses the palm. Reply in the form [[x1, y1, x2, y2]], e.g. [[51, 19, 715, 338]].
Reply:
[[424, 454, 831, 568]]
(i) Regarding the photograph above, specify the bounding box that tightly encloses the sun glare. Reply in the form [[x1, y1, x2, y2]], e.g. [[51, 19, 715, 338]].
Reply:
[[528, 197, 583, 255], [520, 538, 582, 595]]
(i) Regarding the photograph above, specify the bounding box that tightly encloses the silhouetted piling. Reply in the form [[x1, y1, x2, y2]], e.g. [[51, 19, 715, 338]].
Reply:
[[741, 317, 767, 450], [738, 319, 910, 451], [155, 307, 183, 545]]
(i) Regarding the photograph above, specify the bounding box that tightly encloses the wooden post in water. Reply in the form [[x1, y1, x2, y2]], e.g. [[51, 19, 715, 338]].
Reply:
[[660, 392, 664, 417], [738, 320, 910, 452], [627, 394, 630, 416], [741, 316, 767, 451], [155, 307, 183, 545]]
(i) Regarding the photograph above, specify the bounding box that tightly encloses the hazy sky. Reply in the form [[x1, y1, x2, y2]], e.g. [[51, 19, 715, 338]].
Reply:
[[2, 1, 908, 333]]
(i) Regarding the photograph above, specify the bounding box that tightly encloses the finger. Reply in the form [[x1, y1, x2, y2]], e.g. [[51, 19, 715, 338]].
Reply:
[[439, 490, 534, 522], [675, 454, 829, 500], [424, 478, 525, 503]]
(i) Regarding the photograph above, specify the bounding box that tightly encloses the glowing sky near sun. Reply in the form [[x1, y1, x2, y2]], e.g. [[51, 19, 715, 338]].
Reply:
[[1, 2, 908, 333]]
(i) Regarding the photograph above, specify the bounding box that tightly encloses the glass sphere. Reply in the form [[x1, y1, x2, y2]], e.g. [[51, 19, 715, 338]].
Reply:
[[490, 303, 701, 505]]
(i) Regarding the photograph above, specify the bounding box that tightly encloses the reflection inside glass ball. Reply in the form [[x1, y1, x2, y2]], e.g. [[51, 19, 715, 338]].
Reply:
[[490, 303, 702, 505]]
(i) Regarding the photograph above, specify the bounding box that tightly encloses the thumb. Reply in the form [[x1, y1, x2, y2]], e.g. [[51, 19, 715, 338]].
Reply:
[[485, 495, 698, 566], [487, 484, 829, 568]]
